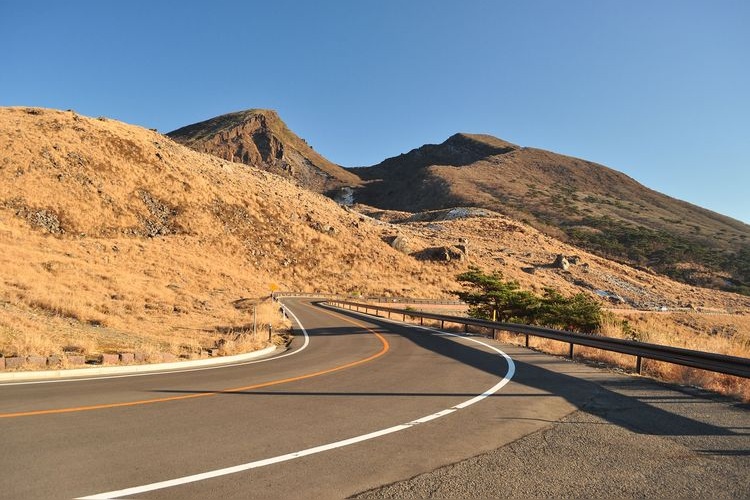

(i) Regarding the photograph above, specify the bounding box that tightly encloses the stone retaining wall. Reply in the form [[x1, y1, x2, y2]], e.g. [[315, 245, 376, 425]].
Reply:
[[0, 351, 212, 371]]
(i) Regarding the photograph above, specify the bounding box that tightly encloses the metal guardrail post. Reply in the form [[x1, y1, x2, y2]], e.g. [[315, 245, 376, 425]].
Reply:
[[636, 356, 643, 374], [322, 299, 750, 379]]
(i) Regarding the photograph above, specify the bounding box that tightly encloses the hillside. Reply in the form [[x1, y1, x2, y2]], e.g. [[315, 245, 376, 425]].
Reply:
[[2, 107, 748, 397], [0, 107, 450, 359], [167, 109, 360, 193], [351, 133, 750, 294]]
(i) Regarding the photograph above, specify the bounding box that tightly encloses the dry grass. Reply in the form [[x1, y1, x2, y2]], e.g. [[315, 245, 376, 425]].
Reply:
[[0, 107, 454, 362], [377, 308, 750, 402], [1, 107, 748, 397]]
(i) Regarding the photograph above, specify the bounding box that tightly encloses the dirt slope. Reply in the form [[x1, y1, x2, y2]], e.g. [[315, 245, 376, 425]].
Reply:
[[350, 134, 750, 294], [167, 109, 360, 193]]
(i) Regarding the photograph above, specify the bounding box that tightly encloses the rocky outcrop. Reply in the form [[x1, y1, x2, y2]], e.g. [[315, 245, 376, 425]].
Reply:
[[168, 109, 360, 193]]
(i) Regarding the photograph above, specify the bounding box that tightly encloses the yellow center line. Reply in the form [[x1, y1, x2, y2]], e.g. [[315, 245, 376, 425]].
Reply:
[[0, 302, 389, 419]]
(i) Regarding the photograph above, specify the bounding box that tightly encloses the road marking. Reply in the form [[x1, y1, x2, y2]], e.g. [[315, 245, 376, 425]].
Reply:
[[0, 302, 388, 419], [78, 306, 515, 500]]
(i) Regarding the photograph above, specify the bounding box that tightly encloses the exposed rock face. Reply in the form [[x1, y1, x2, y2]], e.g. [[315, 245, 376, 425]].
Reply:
[[333, 186, 355, 206], [168, 109, 360, 194]]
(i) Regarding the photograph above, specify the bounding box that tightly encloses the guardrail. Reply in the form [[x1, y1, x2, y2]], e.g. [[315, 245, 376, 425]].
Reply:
[[326, 300, 750, 379], [272, 292, 463, 305]]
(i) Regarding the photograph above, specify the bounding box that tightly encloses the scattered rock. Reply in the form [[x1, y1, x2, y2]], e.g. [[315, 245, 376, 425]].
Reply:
[[552, 254, 570, 270], [10, 200, 65, 234], [522, 266, 536, 274], [389, 235, 411, 253], [609, 295, 626, 304], [456, 237, 469, 258], [414, 246, 466, 262], [137, 189, 181, 237]]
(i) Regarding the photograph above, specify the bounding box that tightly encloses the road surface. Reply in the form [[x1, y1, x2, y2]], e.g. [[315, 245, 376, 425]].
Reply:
[[0, 298, 747, 498]]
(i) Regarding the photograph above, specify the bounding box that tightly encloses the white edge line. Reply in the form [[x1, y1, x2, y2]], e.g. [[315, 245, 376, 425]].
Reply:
[[0, 302, 309, 387], [77, 304, 514, 500]]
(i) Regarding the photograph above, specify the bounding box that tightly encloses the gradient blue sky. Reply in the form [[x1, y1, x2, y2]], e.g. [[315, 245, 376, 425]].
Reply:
[[2, 1, 748, 223]]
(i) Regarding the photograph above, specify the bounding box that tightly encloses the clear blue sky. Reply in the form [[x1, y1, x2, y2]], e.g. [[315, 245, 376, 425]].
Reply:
[[2, 1, 748, 223]]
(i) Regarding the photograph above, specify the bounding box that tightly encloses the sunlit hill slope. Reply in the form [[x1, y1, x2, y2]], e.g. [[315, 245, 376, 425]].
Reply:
[[351, 133, 750, 294]]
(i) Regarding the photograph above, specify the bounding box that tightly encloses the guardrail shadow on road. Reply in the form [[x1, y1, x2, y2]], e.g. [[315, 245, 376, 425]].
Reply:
[[317, 303, 739, 439]]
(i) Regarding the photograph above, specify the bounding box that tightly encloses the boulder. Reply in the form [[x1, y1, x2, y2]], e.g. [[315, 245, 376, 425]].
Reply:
[[552, 254, 570, 270], [456, 237, 469, 257], [414, 246, 465, 262], [389, 235, 411, 254]]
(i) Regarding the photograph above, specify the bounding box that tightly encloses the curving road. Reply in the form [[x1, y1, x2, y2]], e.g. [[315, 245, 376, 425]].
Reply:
[[0, 298, 747, 499]]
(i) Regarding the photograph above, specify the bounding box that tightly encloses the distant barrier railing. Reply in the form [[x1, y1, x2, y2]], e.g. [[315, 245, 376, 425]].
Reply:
[[272, 292, 463, 306], [325, 299, 750, 379]]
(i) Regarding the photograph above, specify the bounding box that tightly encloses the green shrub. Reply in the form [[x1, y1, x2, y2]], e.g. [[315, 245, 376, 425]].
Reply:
[[452, 267, 602, 333]]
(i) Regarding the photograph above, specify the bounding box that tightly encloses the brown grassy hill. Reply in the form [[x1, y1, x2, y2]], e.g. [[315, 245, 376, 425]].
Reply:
[[167, 109, 361, 193], [0, 107, 450, 359], [351, 134, 750, 294], [2, 107, 748, 400]]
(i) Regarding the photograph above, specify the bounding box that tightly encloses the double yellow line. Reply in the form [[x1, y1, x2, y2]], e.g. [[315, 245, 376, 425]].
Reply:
[[0, 303, 389, 419]]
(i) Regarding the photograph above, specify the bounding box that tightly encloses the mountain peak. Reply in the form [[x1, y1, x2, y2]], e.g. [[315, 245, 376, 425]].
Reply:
[[444, 132, 519, 153], [168, 109, 360, 192], [354, 132, 518, 176]]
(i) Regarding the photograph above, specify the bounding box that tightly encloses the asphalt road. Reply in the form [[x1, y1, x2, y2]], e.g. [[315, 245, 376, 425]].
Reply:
[[1, 298, 747, 499]]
